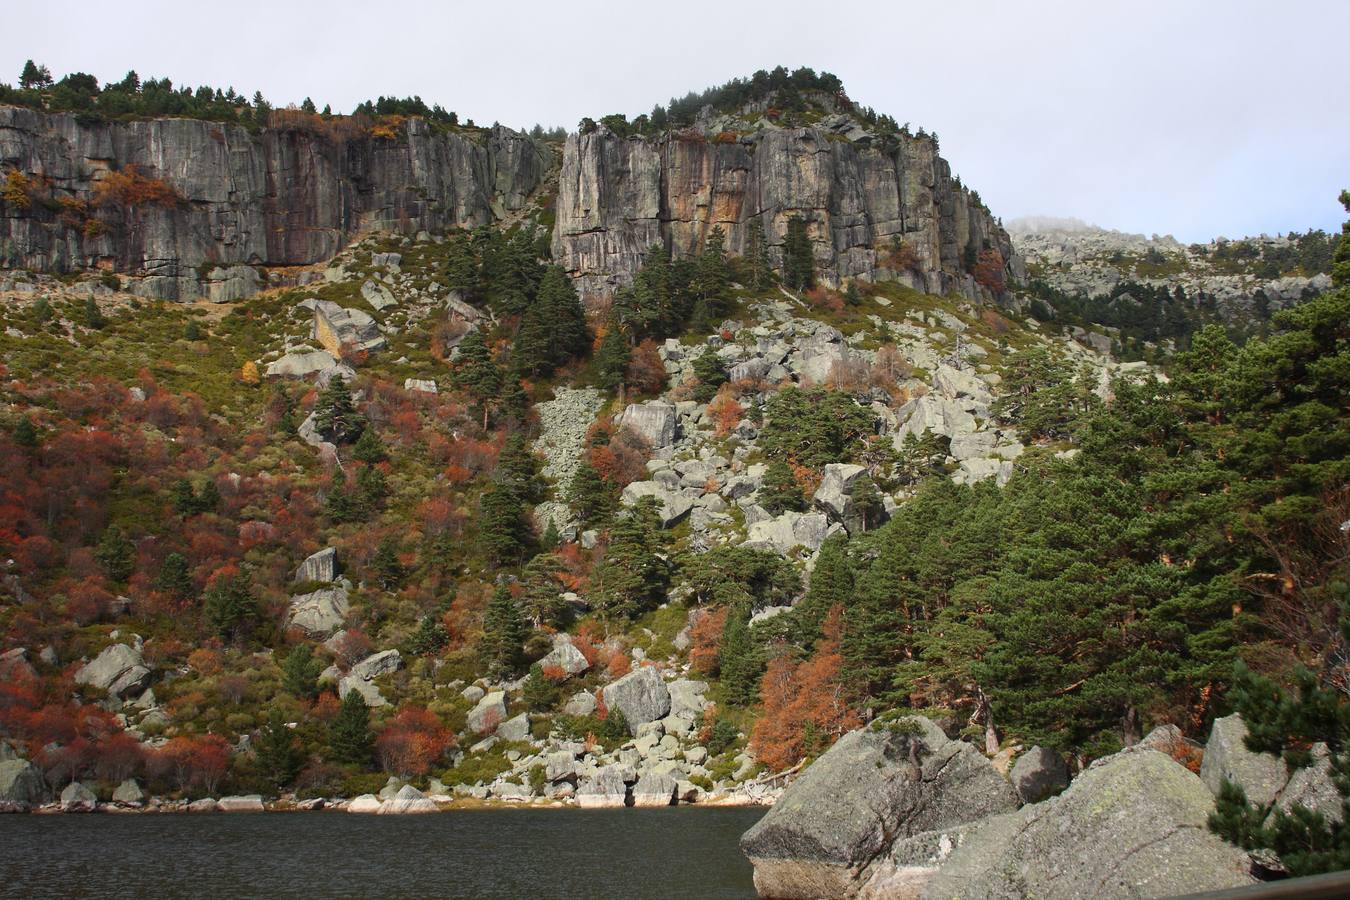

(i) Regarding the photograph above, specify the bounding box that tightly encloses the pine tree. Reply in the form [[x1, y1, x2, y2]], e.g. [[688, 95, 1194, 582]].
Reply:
[[695, 226, 730, 305], [370, 536, 406, 590], [478, 484, 528, 567], [255, 711, 303, 787], [592, 496, 669, 620], [783, 216, 815, 291], [844, 281, 863, 307], [482, 584, 527, 676], [792, 534, 854, 648], [849, 475, 884, 531], [452, 330, 501, 427], [595, 320, 631, 393], [719, 600, 761, 706], [313, 377, 365, 444], [352, 427, 387, 464], [94, 525, 135, 582], [745, 218, 771, 290], [203, 571, 261, 643], [520, 553, 570, 629], [522, 663, 560, 712], [759, 459, 805, 514], [329, 690, 373, 765], [537, 264, 589, 364], [691, 349, 727, 403], [83, 296, 106, 330], [155, 552, 193, 598], [567, 458, 614, 528], [496, 433, 544, 504], [12, 417, 37, 449], [406, 614, 449, 656], [281, 645, 322, 699]]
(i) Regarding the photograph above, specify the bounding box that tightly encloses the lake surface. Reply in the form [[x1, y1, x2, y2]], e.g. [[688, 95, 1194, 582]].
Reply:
[[0, 807, 766, 899]]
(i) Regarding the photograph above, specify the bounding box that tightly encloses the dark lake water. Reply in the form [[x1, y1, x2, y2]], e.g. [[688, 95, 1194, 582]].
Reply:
[[0, 806, 766, 899]]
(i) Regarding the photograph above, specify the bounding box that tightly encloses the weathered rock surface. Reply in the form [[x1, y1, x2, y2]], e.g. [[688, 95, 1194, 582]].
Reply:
[[111, 779, 144, 805], [312, 301, 386, 355], [378, 784, 438, 814], [552, 123, 1021, 300], [538, 633, 590, 676], [1200, 713, 1289, 808], [0, 759, 48, 810], [75, 643, 151, 699], [1009, 745, 1069, 804], [740, 718, 1017, 899], [914, 749, 1256, 899], [577, 766, 629, 809], [619, 401, 677, 448], [294, 547, 339, 584], [346, 794, 382, 814], [631, 772, 676, 808], [619, 481, 694, 527], [285, 585, 349, 638], [265, 349, 336, 379], [467, 691, 508, 734], [217, 794, 265, 812], [602, 667, 671, 732], [0, 108, 554, 300], [60, 781, 97, 812]]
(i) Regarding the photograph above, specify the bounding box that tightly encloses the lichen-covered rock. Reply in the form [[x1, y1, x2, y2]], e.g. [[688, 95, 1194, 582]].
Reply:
[[312, 301, 386, 355], [602, 667, 671, 733], [265, 349, 336, 379], [1009, 745, 1069, 804], [620, 401, 677, 448], [538, 633, 590, 676], [496, 714, 530, 743], [740, 717, 1017, 899], [346, 794, 382, 814], [619, 481, 694, 527], [812, 463, 867, 524], [378, 784, 438, 814], [75, 643, 152, 699], [1200, 713, 1289, 808], [348, 649, 401, 682], [631, 772, 676, 808], [111, 779, 144, 805], [285, 585, 349, 638], [915, 749, 1256, 899], [217, 795, 265, 812]]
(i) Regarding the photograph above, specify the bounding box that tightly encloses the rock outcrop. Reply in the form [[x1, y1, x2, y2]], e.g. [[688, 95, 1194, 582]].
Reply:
[[0, 108, 554, 299], [0, 759, 49, 810], [74, 642, 151, 699], [740, 717, 1017, 899], [601, 667, 671, 733], [553, 123, 1022, 300], [911, 749, 1255, 899]]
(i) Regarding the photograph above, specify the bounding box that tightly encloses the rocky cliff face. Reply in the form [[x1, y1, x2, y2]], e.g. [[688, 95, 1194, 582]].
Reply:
[[552, 122, 1024, 301], [0, 107, 554, 299]]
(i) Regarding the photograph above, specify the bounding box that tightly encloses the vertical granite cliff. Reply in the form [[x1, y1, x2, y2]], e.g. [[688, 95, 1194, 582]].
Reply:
[[551, 122, 1024, 301], [0, 107, 554, 299]]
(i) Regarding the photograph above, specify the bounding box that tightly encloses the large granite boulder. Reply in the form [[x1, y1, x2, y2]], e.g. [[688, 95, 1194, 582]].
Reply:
[[496, 714, 530, 743], [346, 794, 382, 813], [111, 779, 144, 805], [746, 511, 830, 555], [75, 643, 151, 699], [294, 547, 339, 584], [265, 349, 336, 379], [538, 633, 590, 676], [911, 749, 1256, 899], [741, 717, 1017, 899], [602, 667, 671, 733], [0, 760, 49, 810], [620, 401, 677, 448], [313, 300, 386, 355], [60, 781, 98, 812], [285, 585, 349, 638], [619, 481, 693, 527], [1200, 713, 1289, 808], [812, 463, 867, 525], [577, 766, 629, 809], [467, 691, 508, 734], [349, 649, 401, 682], [1009, 745, 1069, 804], [1274, 742, 1343, 825], [217, 795, 265, 812], [631, 772, 676, 808], [378, 784, 438, 814]]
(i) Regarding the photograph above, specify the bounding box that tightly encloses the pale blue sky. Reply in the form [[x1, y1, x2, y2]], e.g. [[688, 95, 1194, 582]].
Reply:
[[7, 0, 1347, 242]]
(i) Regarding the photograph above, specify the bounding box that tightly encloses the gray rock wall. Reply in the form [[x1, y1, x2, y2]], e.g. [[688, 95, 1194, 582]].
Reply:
[[0, 107, 553, 299], [552, 125, 1023, 301]]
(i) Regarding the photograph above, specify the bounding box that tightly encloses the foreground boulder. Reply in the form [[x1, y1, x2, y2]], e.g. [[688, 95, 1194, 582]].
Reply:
[[1200, 713, 1290, 808], [378, 784, 438, 814], [75, 643, 152, 699], [740, 717, 1017, 899], [0, 760, 48, 810], [577, 766, 629, 809], [111, 779, 144, 805], [909, 749, 1255, 899], [60, 781, 97, 812], [602, 667, 671, 733], [217, 795, 265, 812], [1009, 745, 1069, 804]]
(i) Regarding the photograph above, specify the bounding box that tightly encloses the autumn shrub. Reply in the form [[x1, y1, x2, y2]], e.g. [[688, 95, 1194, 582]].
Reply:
[[376, 705, 452, 777], [93, 165, 184, 209], [708, 385, 744, 438], [972, 248, 1007, 293], [689, 606, 729, 675], [625, 339, 667, 397], [749, 606, 860, 771]]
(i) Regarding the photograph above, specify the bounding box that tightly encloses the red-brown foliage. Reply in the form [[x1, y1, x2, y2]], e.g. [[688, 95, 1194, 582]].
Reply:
[[625, 339, 667, 397], [689, 607, 729, 676], [707, 385, 744, 439], [153, 733, 232, 794], [93, 165, 184, 209], [972, 249, 1007, 293], [376, 706, 453, 776], [749, 606, 861, 771]]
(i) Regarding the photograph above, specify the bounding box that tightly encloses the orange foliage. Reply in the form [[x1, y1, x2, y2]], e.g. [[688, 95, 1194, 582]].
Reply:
[[625, 339, 667, 397], [887, 238, 920, 272], [376, 705, 453, 776], [607, 654, 632, 679], [804, 286, 844, 313], [972, 249, 1007, 293], [153, 733, 232, 793], [708, 385, 744, 438], [93, 165, 183, 209], [689, 607, 729, 676], [749, 606, 861, 771]]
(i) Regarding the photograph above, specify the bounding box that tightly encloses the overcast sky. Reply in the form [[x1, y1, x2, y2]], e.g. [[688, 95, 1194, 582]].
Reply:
[[7, 0, 1347, 242]]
